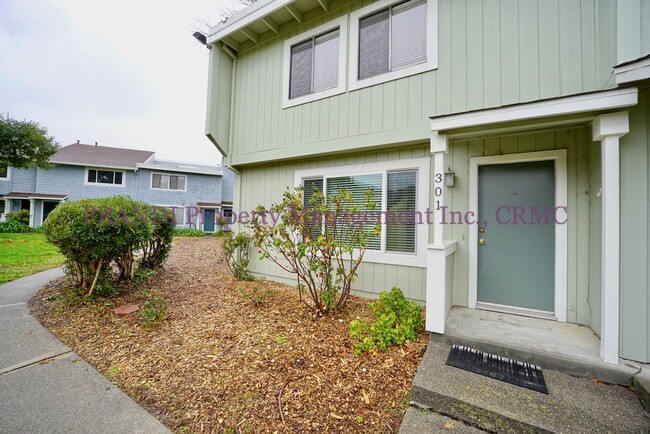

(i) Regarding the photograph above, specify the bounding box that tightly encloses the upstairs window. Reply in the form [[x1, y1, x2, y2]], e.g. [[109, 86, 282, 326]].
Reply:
[[350, 0, 437, 90], [290, 29, 340, 99], [282, 17, 348, 108], [151, 173, 186, 191], [86, 168, 124, 186]]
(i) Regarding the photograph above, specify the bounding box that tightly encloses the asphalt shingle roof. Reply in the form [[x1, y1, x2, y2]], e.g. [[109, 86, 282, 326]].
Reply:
[[51, 143, 155, 169]]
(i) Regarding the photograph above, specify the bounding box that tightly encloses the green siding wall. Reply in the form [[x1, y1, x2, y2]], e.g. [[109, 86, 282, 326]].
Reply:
[[237, 145, 429, 302], [620, 88, 650, 362], [447, 127, 596, 327], [225, 0, 608, 165]]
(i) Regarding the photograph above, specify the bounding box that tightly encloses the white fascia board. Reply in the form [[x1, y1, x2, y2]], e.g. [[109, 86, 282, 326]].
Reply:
[[208, 0, 295, 44], [614, 57, 650, 85], [50, 161, 137, 171], [136, 164, 222, 176], [430, 88, 639, 133]]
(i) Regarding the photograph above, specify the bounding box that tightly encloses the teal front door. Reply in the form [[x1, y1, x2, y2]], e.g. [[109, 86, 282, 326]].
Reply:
[[204, 209, 215, 232], [477, 160, 556, 313]]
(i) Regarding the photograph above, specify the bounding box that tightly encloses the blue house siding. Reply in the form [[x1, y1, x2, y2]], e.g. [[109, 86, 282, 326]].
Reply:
[[1, 163, 229, 229], [11, 168, 37, 192]]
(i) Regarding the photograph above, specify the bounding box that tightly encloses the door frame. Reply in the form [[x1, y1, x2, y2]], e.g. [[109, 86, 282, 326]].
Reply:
[[468, 150, 568, 322]]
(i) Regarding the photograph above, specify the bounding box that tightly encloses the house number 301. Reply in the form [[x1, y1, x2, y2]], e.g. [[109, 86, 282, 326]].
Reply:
[[434, 173, 443, 210]]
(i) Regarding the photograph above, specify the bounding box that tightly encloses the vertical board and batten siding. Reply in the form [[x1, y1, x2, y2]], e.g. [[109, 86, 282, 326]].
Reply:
[[446, 127, 596, 327], [222, 0, 607, 163], [620, 88, 650, 363], [238, 145, 429, 302]]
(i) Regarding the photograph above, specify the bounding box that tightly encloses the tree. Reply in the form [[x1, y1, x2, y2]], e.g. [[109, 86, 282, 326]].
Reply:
[[0, 115, 59, 169]]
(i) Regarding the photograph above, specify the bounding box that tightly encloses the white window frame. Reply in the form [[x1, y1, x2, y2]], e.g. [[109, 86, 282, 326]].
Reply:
[[155, 204, 186, 226], [282, 16, 348, 109], [150, 172, 188, 192], [0, 166, 10, 181], [294, 157, 429, 267], [84, 167, 126, 187], [349, 0, 438, 91]]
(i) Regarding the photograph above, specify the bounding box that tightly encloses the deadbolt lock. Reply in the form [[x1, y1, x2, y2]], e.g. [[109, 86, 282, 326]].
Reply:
[[479, 238, 486, 246], [479, 227, 485, 233]]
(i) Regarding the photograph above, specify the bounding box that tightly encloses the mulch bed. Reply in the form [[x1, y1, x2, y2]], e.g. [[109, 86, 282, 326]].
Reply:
[[30, 237, 428, 433]]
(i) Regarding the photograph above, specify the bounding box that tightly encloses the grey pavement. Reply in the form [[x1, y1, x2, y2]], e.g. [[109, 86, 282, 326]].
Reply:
[[0, 268, 170, 434], [406, 339, 650, 434]]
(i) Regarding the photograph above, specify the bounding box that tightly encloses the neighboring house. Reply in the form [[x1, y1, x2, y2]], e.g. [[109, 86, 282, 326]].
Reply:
[[0, 142, 234, 231], [202, 0, 650, 365]]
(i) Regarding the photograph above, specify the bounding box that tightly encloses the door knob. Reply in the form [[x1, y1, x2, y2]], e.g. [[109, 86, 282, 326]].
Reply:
[[479, 238, 486, 246]]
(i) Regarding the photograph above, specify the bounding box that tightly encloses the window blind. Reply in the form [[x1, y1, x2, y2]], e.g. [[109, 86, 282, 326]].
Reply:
[[386, 170, 416, 253], [313, 29, 340, 93], [358, 0, 427, 79], [289, 40, 313, 99], [359, 9, 390, 79], [303, 178, 324, 240], [391, 0, 427, 70], [326, 174, 382, 250]]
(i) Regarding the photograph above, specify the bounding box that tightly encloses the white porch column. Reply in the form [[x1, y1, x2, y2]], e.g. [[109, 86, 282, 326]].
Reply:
[[592, 112, 629, 364], [28, 199, 35, 228], [426, 133, 457, 334], [3, 199, 10, 219]]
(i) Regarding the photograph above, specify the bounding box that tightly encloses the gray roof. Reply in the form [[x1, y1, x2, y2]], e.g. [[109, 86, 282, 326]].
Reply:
[[51, 143, 155, 169]]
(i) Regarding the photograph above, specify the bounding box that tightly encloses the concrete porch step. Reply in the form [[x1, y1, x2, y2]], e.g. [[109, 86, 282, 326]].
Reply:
[[442, 307, 641, 386], [406, 340, 649, 434]]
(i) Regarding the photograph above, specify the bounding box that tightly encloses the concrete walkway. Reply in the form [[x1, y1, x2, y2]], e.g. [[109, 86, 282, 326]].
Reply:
[[0, 268, 170, 434]]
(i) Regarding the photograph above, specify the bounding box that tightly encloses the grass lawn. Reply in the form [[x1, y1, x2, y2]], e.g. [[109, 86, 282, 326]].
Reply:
[[0, 233, 65, 284]]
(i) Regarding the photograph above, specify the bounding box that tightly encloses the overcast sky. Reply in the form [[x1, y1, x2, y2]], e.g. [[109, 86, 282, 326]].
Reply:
[[0, 0, 247, 166]]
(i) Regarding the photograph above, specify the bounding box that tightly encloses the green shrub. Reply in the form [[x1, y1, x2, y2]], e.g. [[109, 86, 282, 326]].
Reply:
[[0, 220, 31, 233], [349, 287, 422, 355], [139, 294, 167, 326], [213, 230, 227, 237], [42, 196, 174, 296], [173, 228, 205, 237], [6, 209, 30, 225], [222, 232, 254, 281]]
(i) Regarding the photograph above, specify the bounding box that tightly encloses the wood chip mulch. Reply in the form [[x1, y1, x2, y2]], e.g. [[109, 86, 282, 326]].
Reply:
[[30, 237, 428, 433]]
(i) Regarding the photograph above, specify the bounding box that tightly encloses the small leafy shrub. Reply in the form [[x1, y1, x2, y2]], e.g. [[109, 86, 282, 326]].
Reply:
[[213, 230, 227, 237], [6, 209, 30, 225], [222, 232, 254, 281], [133, 267, 155, 284], [173, 228, 205, 237], [251, 185, 379, 314], [139, 294, 167, 326], [43, 196, 174, 297], [349, 287, 422, 355], [0, 220, 31, 233], [238, 285, 273, 306]]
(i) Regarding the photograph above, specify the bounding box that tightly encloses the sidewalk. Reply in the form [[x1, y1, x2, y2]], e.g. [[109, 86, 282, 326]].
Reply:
[[0, 268, 170, 434]]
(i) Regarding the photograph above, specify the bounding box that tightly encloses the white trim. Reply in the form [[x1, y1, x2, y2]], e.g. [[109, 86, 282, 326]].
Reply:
[[137, 163, 222, 176], [54, 161, 136, 171], [431, 88, 639, 133], [468, 150, 568, 322], [294, 156, 430, 267], [201, 208, 218, 233], [0, 166, 10, 181], [28, 199, 35, 228], [154, 204, 186, 226], [282, 16, 348, 109], [348, 0, 438, 91], [426, 241, 457, 333], [149, 172, 188, 192], [207, 0, 294, 44], [84, 167, 126, 187], [614, 57, 650, 85], [591, 112, 628, 365]]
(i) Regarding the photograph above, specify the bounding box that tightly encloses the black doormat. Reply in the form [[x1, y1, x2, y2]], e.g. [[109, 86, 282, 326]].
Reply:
[[446, 345, 548, 394]]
